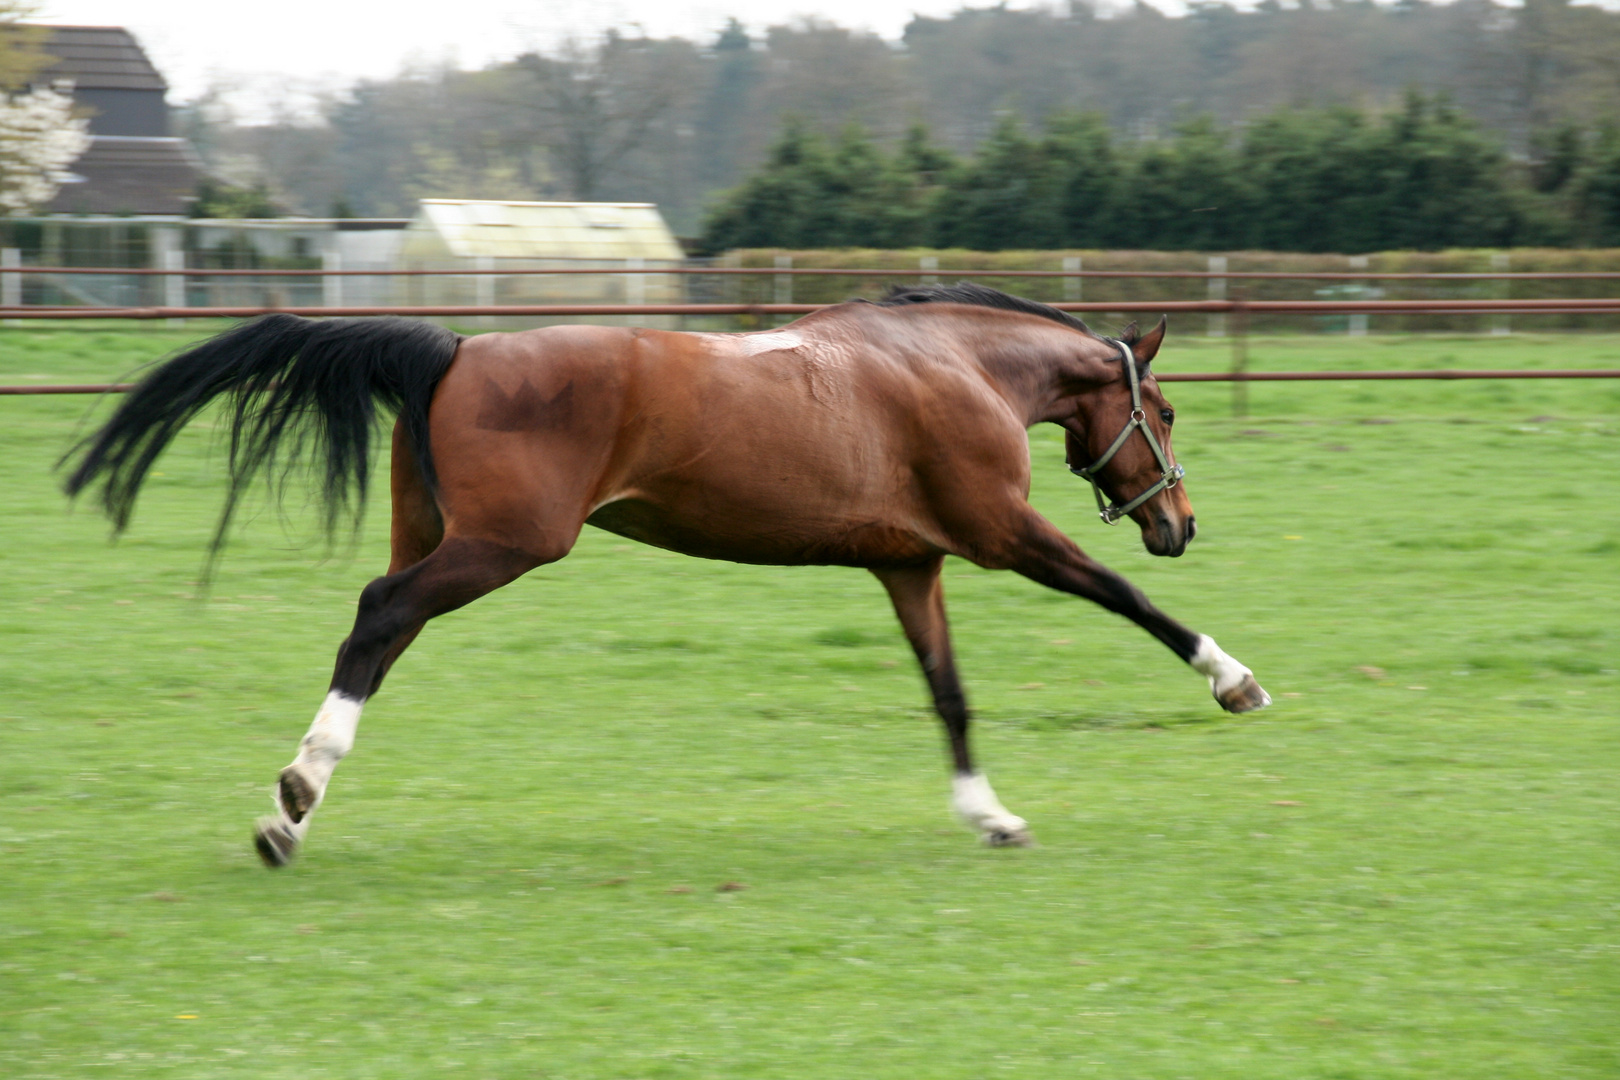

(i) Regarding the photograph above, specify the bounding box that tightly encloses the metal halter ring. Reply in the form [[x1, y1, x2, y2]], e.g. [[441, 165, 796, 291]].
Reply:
[[1068, 339, 1185, 525]]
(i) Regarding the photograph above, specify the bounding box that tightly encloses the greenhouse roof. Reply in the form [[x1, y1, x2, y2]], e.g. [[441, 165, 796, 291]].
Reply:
[[412, 200, 683, 261]]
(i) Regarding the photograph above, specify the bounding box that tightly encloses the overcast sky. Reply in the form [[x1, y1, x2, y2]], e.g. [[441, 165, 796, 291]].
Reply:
[[35, 0, 1107, 118]]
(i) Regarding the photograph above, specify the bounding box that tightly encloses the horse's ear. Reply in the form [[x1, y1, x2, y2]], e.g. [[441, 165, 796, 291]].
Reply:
[[1118, 321, 1140, 346], [1132, 316, 1167, 364]]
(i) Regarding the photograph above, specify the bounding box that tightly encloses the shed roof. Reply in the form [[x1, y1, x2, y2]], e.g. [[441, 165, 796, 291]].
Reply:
[[45, 136, 201, 216], [38, 26, 166, 92], [412, 200, 684, 261]]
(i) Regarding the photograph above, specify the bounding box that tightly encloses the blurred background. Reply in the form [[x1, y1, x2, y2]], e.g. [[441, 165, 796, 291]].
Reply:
[[3, 0, 1619, 304], [3, 5, 1617, 1078]]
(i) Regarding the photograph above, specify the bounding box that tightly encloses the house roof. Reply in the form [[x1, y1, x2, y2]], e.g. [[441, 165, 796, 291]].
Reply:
[[45, 137, 201, 216], [37, 26, 166, 92], [409, 200, 684, 261]]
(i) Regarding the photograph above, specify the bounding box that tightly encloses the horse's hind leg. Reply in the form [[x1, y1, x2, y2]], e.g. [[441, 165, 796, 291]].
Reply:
[[873, 559, 1032, 848], [253, 534, 545, 866], [255, 425, 439, 864], [368, 425, 448, 694]]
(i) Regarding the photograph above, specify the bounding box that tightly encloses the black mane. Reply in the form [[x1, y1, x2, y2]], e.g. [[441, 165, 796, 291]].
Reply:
[[873, 282, 1095, 337]]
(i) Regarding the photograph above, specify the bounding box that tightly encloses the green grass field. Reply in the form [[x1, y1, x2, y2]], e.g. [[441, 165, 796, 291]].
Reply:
[[2, 326, 1618, 1079]]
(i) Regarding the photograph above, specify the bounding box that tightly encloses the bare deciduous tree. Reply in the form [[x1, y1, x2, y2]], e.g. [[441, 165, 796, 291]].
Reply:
[[515, 31, 698, 202]]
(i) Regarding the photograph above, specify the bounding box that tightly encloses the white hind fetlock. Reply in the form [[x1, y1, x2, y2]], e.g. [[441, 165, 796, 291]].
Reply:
[[298, 692, 362, 766], [952, 772, 1033, 847], [276, 763, 324, 823], [256, 692, 365, 865], [280, 692, 364, 819]]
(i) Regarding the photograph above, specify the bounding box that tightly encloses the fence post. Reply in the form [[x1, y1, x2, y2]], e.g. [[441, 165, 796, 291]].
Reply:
[[1491, 252, 1510, 336], [163, 248, 186, 327], [42, 221, 60, 304], [1348, 255, 1369, 336], [1063, 255, 1081, 303], [920, 254, 938, 286], [720, 250, 740, 311], [1207, 255, 1227, 337], [1231, 288, 1250, 419], [148, 223, 185, 324], [476, 255, 495, 326], [322, 248, 343, 309], [2, 248, 19, 326], [625, 256, 645, 308], [773, 254, 792, 306]]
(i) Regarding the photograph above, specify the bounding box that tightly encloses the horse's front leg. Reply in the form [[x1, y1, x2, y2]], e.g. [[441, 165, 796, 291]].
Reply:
[[999, 509, 1271, 713], [873, 559, 1033, 847]]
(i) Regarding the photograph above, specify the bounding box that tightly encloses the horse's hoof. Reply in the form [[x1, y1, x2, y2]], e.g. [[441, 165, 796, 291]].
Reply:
[[277, 766, 318, 823], [983, 826, 1035, 848], [1217, 673, 1272, 714], [253, 816, 298, 868]]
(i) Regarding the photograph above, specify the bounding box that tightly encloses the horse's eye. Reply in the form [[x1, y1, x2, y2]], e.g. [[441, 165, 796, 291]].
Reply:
[[1160, 408, 1175, 426]]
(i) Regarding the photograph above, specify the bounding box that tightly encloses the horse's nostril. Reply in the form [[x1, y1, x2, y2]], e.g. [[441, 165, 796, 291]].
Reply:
[[1186, 517, 1197, 541]]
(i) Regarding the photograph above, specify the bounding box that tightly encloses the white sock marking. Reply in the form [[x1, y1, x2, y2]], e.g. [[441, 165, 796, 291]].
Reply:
[[952, 772, 1027, 838], [1191, 635, 1253, 697], [289, 691, 364, 795]]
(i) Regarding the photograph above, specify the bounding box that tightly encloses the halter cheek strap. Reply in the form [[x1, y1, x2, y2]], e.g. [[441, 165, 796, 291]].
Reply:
[[1068, 338, 1186, 525]]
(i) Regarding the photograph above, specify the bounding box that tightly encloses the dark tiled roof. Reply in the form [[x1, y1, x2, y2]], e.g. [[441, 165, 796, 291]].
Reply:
[[38, 26, 166, 92], [45, 137, 201, 216]]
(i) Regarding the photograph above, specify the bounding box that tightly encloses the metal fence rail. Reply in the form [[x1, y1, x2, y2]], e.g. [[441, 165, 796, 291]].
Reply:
[[8, 370, 1618, 397], [5, 295, 1618, 410], [7, 261, 1618, 338], [5, 297, 1620, 320], [11, 265, 1620, 280]]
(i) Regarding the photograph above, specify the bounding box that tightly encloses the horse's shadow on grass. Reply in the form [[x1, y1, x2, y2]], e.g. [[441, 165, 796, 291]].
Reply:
[[760, 704, 1239, 734], [1001, 709, 1232, 733]]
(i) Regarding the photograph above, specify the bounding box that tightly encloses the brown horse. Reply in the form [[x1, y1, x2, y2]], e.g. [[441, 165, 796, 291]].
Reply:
[[65, 283, 1269, 866]]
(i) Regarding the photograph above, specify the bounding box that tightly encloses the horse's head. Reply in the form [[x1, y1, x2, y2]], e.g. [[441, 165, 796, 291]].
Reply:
[[1064, 317, 1196, 557]]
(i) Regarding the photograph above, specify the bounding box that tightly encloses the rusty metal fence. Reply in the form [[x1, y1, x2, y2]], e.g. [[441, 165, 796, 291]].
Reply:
[[5, 265, 1619, 407]]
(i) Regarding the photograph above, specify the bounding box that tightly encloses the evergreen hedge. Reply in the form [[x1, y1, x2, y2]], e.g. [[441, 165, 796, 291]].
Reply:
[[701, 94, 1620, 257]]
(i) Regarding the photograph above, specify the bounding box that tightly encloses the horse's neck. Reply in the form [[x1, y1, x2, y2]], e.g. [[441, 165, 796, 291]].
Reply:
[[950, 319, 1078, 426]]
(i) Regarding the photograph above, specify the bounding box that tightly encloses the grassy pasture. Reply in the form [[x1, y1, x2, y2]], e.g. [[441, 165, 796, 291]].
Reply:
[[2, 326, 1618, 1079]]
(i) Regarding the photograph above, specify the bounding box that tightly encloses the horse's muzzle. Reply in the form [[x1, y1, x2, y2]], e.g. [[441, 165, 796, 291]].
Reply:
[[1143, 513, 1195, 557]]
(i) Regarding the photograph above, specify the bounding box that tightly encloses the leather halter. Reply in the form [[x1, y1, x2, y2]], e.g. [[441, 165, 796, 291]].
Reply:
[[1068, 338, 1185, 525]]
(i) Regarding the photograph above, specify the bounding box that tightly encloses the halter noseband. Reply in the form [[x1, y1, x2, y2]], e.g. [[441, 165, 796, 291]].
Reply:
[[1068, 338, 1185, 525]]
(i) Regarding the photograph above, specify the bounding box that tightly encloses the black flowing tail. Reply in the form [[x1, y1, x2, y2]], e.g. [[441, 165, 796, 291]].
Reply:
[[63, 314, 462, 561]]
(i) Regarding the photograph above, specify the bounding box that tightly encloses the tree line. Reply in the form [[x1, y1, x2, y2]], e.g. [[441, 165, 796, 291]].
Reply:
[[169, 0, 1620, 244], [702, 95, 1620, 253]]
